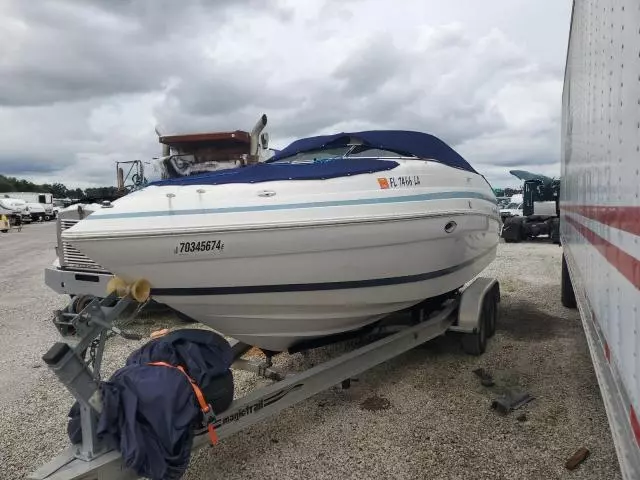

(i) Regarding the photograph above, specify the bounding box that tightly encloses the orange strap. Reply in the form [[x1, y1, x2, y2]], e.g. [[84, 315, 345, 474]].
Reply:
[[148, 361, 218, 445]]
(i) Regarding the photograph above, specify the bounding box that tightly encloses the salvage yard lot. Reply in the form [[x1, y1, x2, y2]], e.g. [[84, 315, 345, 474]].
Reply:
[[0, 223, 622, 479]]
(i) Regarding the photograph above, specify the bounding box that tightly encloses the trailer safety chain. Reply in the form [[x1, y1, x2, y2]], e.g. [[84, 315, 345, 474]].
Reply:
[[82, 299, 156, 379], [87, 337, 101, 369], [87, 334, 113, 368]]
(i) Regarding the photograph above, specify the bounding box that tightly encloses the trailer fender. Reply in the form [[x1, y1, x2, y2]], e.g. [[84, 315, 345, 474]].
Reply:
[[452, 277, 500, 334]]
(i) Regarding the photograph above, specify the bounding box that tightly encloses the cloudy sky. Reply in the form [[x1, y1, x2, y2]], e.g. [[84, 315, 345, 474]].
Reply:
[[1, 0, 571, 189]]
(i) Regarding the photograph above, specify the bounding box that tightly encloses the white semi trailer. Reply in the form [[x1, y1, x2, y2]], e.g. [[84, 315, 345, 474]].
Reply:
[[561, 1, 640, 478]]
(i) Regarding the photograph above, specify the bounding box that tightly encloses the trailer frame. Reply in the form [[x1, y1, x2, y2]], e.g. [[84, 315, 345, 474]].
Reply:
[[29, 276, 499, 480]]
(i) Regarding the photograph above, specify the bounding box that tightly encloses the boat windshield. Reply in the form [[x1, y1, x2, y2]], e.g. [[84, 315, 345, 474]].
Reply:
[[505, 202, 522, 209], [271, 146, 413, 164]]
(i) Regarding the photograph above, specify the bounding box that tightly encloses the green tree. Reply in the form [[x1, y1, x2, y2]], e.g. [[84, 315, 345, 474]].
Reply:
[[0, 176, 16, 193], [49, 183, 69, 198]]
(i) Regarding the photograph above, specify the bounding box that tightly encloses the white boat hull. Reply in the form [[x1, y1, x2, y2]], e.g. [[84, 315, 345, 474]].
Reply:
[[64, 156, 500, 351], [69, 212, 498, 351]]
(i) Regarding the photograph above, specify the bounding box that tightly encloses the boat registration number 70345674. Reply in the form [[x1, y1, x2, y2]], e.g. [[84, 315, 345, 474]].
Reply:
[[377, 175, 421, 189], [174, 240, 225, 255]]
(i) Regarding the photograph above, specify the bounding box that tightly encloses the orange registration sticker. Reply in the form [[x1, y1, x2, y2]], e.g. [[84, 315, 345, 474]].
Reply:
[[377, 178, 390, 189]]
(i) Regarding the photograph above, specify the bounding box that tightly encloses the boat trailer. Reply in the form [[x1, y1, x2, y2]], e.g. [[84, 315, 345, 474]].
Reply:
[[29, 276, 500, 480]]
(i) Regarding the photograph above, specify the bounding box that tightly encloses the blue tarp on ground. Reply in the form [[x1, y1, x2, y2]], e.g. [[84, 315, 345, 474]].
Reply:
[[148, 158, 399, 187]]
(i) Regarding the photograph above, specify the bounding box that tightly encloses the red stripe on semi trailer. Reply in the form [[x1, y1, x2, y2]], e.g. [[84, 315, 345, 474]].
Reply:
[[563, 205, 640, 237], [564, 215, 640, 289], [565, 216, 640, 448], [631, 407, 640, 448]]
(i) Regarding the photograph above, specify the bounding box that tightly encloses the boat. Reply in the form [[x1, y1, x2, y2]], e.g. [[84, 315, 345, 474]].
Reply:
[[62, 130, 500, 351], [0, 197, 31, 223]]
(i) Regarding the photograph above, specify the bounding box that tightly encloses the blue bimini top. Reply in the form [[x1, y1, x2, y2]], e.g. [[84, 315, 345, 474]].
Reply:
[[148, 130, 474, 187], [269, 130, 477, 173]]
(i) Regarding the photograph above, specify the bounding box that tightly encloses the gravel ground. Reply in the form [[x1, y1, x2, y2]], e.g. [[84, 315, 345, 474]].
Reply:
[[0, 224, 623, 480]]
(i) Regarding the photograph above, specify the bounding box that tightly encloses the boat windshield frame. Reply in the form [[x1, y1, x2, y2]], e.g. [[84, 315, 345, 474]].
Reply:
[[270, 145, 419, 164]]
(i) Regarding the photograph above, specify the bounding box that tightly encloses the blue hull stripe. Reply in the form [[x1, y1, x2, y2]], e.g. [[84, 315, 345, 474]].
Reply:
[[151, 247, 495, 296], [89, 191, 496, 220]]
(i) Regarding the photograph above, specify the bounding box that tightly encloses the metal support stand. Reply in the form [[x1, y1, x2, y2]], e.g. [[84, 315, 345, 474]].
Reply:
[[232, 358, 285, 381], [41, 293, 144, 467]]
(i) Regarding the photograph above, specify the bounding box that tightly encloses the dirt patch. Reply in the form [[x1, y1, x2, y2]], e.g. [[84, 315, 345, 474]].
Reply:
[[360, 395, 392, 412], [498, 301, 577, 341]]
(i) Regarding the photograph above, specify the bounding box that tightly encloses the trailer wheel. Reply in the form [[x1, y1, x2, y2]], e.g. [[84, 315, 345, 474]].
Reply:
[[70, 295, 95, 314], [486, 287, 498, 338], [461, 298, 489, 355], [502, 217, 524, 243], [561, 253, 577, 309], [550, 217, 560, 244]]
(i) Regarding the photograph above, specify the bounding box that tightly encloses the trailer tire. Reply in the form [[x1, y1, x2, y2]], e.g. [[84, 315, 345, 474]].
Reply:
[[550, 217, 560, 244], [461, 298, 489, 355], [561, 253, 577, 309], [486, 287, 498, 338], [71, 295, 96, 314], [502, 217, 524, 243]]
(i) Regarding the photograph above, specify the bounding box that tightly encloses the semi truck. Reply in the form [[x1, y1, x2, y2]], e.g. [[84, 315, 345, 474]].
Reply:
[[500, 170, 560, 243], [560, 1, 640, 478]]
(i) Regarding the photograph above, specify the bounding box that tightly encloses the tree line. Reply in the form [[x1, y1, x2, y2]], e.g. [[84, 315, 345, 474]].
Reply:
[[0, 174, 118, 200]]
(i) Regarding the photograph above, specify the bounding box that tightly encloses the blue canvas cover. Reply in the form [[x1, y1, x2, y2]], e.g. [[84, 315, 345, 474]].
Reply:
[[148, 158, 399, 187], [147, 130, 475, 188], [67, 330, 233, 480], [269, 130, 477, 173]]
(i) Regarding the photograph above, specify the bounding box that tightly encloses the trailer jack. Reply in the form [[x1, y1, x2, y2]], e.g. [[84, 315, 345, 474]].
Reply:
[[39, 277, 150, 472]]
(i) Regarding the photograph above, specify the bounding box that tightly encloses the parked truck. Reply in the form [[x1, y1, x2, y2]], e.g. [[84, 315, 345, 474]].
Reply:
[[560, 1, 640, 478], [45, 115, 272, 308], [500, 170, 560, 243], [7, 191, 55, 221]]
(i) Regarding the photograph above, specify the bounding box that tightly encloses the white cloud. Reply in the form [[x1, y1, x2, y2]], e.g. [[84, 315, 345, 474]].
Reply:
[[0, 0, 571, 190]]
